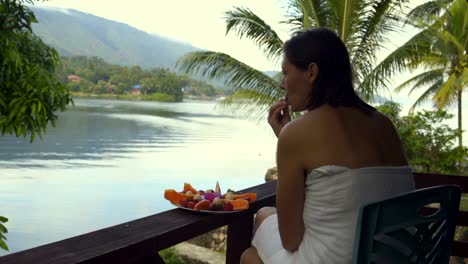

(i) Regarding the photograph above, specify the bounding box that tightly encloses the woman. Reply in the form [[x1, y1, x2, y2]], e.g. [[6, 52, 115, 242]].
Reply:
[[240, 28, 415, 264]]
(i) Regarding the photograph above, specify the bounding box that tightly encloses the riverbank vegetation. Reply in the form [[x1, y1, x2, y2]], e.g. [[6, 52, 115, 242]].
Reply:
[[57, 56, 230, 102]]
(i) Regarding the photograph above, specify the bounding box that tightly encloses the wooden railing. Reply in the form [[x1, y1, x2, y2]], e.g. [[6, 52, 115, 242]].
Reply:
[[0, 173, 467, 264]]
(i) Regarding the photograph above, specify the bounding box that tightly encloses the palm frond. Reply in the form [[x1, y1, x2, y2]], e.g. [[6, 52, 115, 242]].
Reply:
[[214, 89, 278, 121], [351, 0, 403, 80], [408, 79, 444, 113], [436, 29, 466, 58], [433, 72, 458, 108], [406, 0, 452, 26], [224, 7, 284, 63], [272, 71, 283, 83], [327, 0, 367, 43], [297, 0, 330, 28], [406, 52, 448, 70], [359, 28, 433, 99], [459, 67, 468, 89], [282, 0, 334, 32], [447, 0, 468, 47], [177, 51, 282, 99], [394, 68, 445, 93]]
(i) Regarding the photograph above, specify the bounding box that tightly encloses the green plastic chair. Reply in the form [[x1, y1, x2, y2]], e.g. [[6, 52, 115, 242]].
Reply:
[[352, 185, 462, 264]]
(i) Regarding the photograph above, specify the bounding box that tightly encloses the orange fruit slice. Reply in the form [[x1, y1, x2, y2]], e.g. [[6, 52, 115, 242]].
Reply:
[[194, 200, 211, 210], [164, 189, 194, 204], [229, 199, 249, 211], [232, 193, 257, 202], [183, 183, 198, 194]]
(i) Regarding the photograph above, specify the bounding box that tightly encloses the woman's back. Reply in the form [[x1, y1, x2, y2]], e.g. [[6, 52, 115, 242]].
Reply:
[[243, 28, 414, 264], [293, 105, 407, 171]]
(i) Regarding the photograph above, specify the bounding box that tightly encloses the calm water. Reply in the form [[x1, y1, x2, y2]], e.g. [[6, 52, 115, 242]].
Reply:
[[0, 99, 277, 255]]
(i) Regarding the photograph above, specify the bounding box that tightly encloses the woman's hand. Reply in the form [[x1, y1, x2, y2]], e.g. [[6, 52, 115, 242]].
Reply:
[[268, 99, 290, 137]]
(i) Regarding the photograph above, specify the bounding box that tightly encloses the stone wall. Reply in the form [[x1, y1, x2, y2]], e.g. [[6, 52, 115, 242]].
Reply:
[[188, 226, 227, 252]]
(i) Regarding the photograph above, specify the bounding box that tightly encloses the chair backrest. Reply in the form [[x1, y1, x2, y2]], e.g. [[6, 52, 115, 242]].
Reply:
[[352, 185, 461, 264]]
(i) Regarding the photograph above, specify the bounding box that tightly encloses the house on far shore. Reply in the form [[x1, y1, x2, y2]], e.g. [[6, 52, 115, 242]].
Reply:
[[67, 74, 83, 82], [132, 84, 141, 95], [181, 87, 192, 93]]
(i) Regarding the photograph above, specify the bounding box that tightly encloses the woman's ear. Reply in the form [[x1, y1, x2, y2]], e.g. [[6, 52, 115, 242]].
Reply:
[[307, 63, 318, 84]]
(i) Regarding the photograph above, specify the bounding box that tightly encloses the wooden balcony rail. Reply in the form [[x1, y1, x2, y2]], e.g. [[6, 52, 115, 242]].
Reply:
[[0, 173, 467, 264]]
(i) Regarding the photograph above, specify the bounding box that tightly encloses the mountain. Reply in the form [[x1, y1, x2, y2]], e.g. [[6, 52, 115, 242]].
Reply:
[[30, 6, 201, 69]]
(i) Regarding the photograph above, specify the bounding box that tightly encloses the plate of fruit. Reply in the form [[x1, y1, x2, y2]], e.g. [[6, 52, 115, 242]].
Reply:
[[164, 182, 256, 213]]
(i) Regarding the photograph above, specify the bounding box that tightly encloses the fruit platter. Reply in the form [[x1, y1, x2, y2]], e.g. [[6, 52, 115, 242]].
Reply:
[[164, 182, 256, 213]]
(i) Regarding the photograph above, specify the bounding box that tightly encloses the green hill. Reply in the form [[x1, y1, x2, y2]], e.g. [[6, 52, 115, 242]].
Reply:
[[31, 6, 201, 69]]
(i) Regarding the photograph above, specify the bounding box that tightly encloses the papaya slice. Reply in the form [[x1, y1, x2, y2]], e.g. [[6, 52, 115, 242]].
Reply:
[[194, 200, 211, 210], [232, 193, 257, 202], [164, 189, 194, 204], [229, 199, 249, 211], [183, 183, 198, 194]]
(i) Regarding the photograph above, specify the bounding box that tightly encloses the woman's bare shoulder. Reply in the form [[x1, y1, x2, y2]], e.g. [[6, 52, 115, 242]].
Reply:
[[371, 110, 408, 165], [370, 111, 398, 132]]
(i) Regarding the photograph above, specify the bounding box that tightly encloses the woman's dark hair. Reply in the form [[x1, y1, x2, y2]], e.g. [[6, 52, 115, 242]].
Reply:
[[283, 28, 375, 112]]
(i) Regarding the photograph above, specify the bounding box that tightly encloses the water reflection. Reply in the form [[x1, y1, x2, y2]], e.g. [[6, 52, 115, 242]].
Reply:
[[0, 100, 217, 168]]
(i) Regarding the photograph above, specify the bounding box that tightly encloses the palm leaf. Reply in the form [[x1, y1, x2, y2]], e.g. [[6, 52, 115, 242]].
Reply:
[[224, 7, 284, 63], [447, 0, 468, 46], [359, 28, 433, 98], [351, 0, 402, 86], [296, 0, 330, 28], [408, 79, 443, 113], [395, 68, 445, 93], [433, 72, 458, 108], [282, 0, 334, 32], [177, 51, 282, 99], [215, 89, 276, 119], [407, 52, 448, 70], [459, 67, 468, 89], [327, 0, 366, 43], [405, 0, 451, 26]]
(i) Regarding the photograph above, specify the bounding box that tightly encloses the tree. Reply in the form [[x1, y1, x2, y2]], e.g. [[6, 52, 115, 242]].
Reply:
[[366, 0, 467, 147], [377, 101, 467, 174], [177, 0, 410, 116], [0, 0, 72, 142], [1, 0, 73, 251]]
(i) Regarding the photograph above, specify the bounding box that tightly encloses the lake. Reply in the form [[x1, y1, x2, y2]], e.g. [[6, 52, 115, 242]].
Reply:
[[1, 96, 466, 256], [0, 98, 278, 255]]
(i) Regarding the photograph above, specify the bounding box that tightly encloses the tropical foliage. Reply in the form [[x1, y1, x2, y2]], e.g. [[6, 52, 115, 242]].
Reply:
[[0, 216, 7, 251], [177, 0, 411, 116], [369, 0, 467, 147], [1, 0, 73, 251], [57, 56, 227, 102], [0, 0, 72, 142], [377, 101, 467, 174]]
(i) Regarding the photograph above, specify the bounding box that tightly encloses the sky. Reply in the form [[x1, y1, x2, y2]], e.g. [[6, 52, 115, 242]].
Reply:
[[36, 0, 426, 71], [35, 0, 466, 142], [37, 0, 288, 71]]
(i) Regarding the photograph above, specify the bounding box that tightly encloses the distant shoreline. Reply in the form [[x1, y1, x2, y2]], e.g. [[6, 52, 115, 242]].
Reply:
[[71, 92, 222, 102]]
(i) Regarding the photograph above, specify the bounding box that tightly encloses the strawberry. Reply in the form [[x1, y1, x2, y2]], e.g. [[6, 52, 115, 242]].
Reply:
[[224, 202, 234, 211], [209, 203, 216, 210], [180, 199, 188, 208], [188, 201, 195, 209]]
